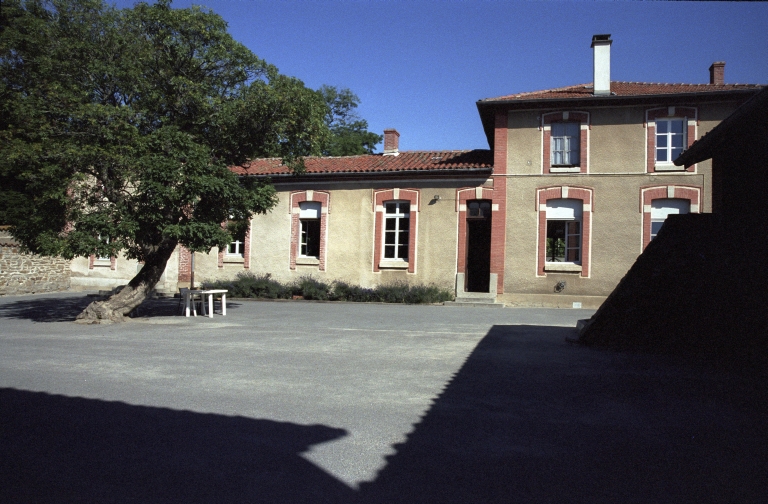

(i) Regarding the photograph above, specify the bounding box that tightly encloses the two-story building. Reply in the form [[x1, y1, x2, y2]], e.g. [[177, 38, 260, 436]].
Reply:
[[69, 35, 763, 307]]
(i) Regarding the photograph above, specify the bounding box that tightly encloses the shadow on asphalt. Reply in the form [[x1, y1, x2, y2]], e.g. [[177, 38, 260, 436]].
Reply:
[[0, 295, 244, 322], [358, 325, 768, 503], [0, 388, 353, 503], [2, 324, 766, 503]]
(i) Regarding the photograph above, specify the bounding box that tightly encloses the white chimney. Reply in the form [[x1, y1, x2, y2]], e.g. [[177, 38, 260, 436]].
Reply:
[[591, 34, 612, 96]]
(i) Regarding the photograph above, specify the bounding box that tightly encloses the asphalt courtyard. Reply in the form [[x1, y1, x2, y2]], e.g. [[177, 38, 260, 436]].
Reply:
[[1, 292, 766, 503]]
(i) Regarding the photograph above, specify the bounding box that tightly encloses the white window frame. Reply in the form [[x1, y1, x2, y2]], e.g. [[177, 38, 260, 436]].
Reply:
[[382, 201, 410, 262], [655, 118, 686, 166], [550, 122, 580, 167]]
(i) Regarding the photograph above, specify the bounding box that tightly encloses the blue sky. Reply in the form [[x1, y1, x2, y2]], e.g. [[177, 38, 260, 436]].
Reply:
[[111, 0, 768, 152]]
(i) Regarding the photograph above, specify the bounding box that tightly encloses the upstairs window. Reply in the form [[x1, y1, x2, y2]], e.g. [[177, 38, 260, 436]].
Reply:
[[551, 122, 580, 167], [655, 119, 686, 164], [383, 201, 410, 261], [299, 201, 321, 258]]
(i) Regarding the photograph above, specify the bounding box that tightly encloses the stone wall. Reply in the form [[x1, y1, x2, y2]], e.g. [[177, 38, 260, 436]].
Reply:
[[0, 230, 71, 295]]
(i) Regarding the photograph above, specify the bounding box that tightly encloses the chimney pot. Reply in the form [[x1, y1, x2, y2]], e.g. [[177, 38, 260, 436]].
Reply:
[[709, 61, 725, 85], [591, 34, 612, 96], [383, 129, 400, 156]]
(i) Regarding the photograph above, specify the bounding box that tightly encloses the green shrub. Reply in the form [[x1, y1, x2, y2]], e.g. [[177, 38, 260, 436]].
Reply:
[[204, 274, 453, 304]]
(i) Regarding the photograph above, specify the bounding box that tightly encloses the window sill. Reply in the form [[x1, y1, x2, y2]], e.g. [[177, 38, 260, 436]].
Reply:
[[653, 163, 686, 172], [544, 262, 582, 273], [93, 260, 112, 267], [223, 255, 244, 264], [296, 257, 320, 266], [378, 260, 409, 270], [550, 166, 581, 173]]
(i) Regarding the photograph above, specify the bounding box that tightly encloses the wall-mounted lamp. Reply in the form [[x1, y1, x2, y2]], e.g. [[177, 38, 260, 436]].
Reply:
[[433, 195, 441, 201]]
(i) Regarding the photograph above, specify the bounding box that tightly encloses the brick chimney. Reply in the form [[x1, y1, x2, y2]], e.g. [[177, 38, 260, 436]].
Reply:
[[383, 129, 400, 156], [709, 61, 725, 85], [591, 34, 612, 96]]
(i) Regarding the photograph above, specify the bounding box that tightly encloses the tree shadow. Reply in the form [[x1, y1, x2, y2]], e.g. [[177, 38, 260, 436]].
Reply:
[[358, 325, 768, 503], [0, 388, 355, 503], [0, 295, 245, 322]]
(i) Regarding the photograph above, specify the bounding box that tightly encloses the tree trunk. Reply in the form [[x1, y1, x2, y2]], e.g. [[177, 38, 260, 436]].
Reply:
[[75, 242, 177, 324]]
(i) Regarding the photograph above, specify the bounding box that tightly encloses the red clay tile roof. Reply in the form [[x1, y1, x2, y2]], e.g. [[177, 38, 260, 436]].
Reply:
[[232, 150, 494, 176], [482, 81, 765, 102]]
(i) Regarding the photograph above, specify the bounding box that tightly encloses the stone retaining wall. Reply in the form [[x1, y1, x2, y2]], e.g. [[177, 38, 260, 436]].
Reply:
[[0, 231, 71, 295]]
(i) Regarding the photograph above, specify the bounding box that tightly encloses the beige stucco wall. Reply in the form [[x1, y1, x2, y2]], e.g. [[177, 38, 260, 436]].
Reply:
[[70, 252, 178, 295], [496, 99, 747, 306], [190, 179, 487, 291]]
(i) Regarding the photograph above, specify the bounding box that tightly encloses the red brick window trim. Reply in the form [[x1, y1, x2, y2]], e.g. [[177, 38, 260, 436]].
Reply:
[[640, 185, 701, 249], [541, 111, 589, 174], [218, 221, 251, 269], [536, 186, 593, 277], [373, 188, 419, 273], [289, 190, 330, 271], [645, 107, 697, 173]]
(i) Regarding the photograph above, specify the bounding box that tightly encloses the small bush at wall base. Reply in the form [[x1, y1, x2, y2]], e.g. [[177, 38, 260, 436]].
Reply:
[[202, 274, 453, 304]]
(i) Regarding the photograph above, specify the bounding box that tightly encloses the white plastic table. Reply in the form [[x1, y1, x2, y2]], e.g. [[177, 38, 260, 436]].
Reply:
[[184, 289, 227, 318]]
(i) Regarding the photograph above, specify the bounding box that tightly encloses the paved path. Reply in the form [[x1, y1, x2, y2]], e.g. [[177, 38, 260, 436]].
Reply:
[[0, 292, 765, 503]]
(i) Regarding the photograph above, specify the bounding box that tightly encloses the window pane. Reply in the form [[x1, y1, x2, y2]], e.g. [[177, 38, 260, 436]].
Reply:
[[671, 148, 682, 159], [384, 231, 395, 245], [397, 243, 408, 260], [401, 203, 410, 214], [656, 149, 667, 162], [657, 121, 668, 133], [671, 134, 684, 148], [651, 221, 664, 239], [657, 135, 667, 148], [385, 218, 396, 231], [385, 202, 397, 213], [671, 120, 684, 133], [552, 123, 564, 136], [384, 245, 395, 258]]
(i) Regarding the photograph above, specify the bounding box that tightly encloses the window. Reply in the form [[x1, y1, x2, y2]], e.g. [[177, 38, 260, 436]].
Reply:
[[545, 199, 582, 264], [650, 198, 690, 240], [542, 112, 589, 174], [289, 191, 329, 271], [373, 188, 418, 273], [655, 119, 685, 164], [641, 185, 700, 249], [551, 122, 580, 166], [537, 186, 592, 277], [383, 201, 410, 260], [646, 107, 696, 172], [97, 234, 111, 261], [299, 201, 321, 258], [227, 221, 247, 257]]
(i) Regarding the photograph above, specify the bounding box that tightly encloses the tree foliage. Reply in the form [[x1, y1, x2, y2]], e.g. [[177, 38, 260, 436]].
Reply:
[[318, 85, 382, 156], [0, 0, 329, 321]]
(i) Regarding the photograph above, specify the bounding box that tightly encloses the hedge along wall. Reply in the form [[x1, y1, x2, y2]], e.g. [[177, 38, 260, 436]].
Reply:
[[0, 229, 71, 295]]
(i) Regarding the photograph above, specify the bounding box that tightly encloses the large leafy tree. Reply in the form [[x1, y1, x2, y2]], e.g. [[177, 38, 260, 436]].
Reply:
[[0, 0, 328, 322], [319, 85, 382, 156]]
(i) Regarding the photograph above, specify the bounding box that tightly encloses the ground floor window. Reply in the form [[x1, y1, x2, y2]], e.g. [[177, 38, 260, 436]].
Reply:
[[546, 220, 581, 262], [383, 201, 410, 260], [650, 198, 690, 240], [299, 201, 322, 258], [545, 199, 582, 264]]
